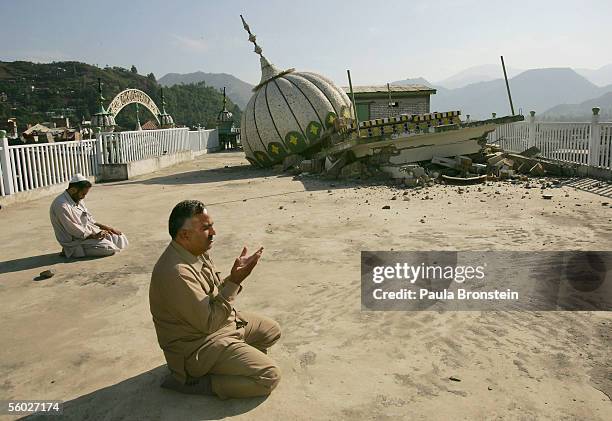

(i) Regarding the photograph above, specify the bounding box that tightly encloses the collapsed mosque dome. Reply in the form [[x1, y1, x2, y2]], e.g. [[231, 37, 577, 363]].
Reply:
[[240, 15, 354, 167]]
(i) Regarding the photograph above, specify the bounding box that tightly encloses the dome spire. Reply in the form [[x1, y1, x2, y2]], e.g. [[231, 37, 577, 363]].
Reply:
[[240, 14, 294, 90], [135, 103, 142, 131], [96, 77, 107, 114]]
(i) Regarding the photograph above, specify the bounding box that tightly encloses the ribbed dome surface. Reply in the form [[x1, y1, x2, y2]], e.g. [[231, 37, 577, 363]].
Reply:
[[241, 71, 353, 167], [239, 16, 353, 167]]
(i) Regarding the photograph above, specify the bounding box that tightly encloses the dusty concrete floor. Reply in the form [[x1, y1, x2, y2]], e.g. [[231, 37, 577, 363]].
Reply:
[[0, 151, 610, 420]]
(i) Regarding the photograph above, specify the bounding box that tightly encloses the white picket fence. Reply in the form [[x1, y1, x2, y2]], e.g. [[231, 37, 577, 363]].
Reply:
[[488, 109, 612, 170], [100, 128, 189, 164], [187, 129, 219, 154], [0, 128, 219, 197], [0, 139, 99, 195]]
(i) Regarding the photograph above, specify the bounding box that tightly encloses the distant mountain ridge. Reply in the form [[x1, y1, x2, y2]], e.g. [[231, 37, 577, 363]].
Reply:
[[391, 68, 611, 120], [542, 91, 612, 121], [435, 64, 523, 90], [391, 77, 436, 88], [431, 68, 611, 119], [575, 64, 612, 87], [159, 71, 253, 109]]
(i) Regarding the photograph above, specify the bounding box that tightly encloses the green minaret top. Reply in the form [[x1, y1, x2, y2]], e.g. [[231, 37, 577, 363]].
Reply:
[[97, 78, 107, 114], [135, 103, 142, 131], [158, 87, 175, 128], [91, 77, 116, 131], [217, 87, 233, 124], [160, 88, 167, 114]]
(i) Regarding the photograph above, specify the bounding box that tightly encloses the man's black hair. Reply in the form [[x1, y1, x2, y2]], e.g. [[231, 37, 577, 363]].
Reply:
[[169, 200, 207, 239], [68, 180, 92, 190]]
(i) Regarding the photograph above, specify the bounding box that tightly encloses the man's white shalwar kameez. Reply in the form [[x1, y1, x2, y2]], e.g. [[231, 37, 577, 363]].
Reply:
[[50, 191, 128, 258]]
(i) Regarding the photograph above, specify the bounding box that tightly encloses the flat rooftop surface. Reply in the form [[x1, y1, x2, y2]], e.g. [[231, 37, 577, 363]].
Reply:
[[0, 152, 610, 420]]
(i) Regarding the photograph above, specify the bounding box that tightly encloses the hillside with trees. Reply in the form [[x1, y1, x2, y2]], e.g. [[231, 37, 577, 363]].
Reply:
[[159, 71, 253, 109], [0, 61, 241, 132]]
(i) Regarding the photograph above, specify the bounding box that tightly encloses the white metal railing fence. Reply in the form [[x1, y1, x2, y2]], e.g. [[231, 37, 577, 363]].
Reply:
[[187, 129, 219, 154], [0, 142, 5, 197], [1, 136, 99, 196], [99, 127, 190, 164], [488, 109, 612, 170], [536, 122, 591, 165], [488, 121, 529, 153], [598, 123, 612, 169], [1, 127, 220, 198]]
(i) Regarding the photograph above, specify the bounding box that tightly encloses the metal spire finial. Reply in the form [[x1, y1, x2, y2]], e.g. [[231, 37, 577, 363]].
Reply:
[[160, 87, 167, 113], [240, 14, 295, 91], [97, 78, 105, 101], [96, 77, 106, 113], [135, 103, 142, 131], [240, 15, 264, 58]]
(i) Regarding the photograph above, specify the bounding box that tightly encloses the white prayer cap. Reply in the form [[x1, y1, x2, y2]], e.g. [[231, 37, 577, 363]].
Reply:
[[69, 173, 88, 183]]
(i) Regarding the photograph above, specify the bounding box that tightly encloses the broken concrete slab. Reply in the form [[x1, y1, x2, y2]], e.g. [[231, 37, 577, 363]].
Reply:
[[456, 155, 473, 169], [529, 163, 546, 177], [520, 146, 541, 158], [492, 158, 515, 169], [283, 154, 303, 171], [339, 161, 366, 179], [403, 164, 426, 178], [324, 153, 348, 177], [299, 160, 314, 172], [487, 152, 506, 166], [432, 156, 457, 169]]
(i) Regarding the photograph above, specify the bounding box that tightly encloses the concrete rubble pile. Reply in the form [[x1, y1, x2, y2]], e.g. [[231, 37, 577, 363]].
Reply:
[[277, 143, 582, 188]]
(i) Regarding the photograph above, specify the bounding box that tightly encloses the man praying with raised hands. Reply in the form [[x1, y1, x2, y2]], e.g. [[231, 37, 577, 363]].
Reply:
[[149, 200, 281, 399]]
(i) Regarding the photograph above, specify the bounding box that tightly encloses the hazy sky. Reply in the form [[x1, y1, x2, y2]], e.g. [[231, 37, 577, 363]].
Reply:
[[1, 0, 610, 86]]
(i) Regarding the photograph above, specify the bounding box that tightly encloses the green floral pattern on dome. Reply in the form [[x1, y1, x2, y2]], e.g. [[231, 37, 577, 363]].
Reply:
[[254, 151, 272, 167], [305, 121, 323, 142], [285, 131, 307, 154], [324, 112, 337, 129], [267, 142, 288, 160], [340, 105, 352, 119], [245, 157, 260, 167]]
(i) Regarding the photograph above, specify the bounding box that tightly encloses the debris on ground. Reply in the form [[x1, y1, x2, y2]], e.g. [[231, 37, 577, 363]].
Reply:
[[268, 114, 605, 191], [37, 269, 56, 280]]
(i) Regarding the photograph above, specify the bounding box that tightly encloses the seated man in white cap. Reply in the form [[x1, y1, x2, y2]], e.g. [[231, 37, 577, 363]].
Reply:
[[49, 173, 129, 258]]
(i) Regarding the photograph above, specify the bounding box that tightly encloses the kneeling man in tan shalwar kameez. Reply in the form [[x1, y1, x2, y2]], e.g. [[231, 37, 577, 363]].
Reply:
[[149, 200, 281, 399]]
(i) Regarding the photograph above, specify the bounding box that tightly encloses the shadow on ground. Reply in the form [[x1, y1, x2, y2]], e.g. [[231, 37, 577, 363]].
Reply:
[[561, 178, 612, 199], [0, 253, 104, 276], [109, 162, 373, 195], [22, 365, 267, 421], [112, 163, 274, 187]]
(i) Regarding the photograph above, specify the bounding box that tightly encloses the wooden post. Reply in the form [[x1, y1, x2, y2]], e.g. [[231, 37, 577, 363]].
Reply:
[[347, 69, 360, 137], [500, 55, 515, 115], [0, 130, 15, 195], [589, 107, 601, 167]]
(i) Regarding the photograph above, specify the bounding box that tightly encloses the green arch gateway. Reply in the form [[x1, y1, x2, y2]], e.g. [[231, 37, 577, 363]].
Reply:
[[238, 16, 523, 170]]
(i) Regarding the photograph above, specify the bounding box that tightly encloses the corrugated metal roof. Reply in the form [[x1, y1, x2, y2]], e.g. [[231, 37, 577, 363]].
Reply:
[[341, 84, 435, 93]]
